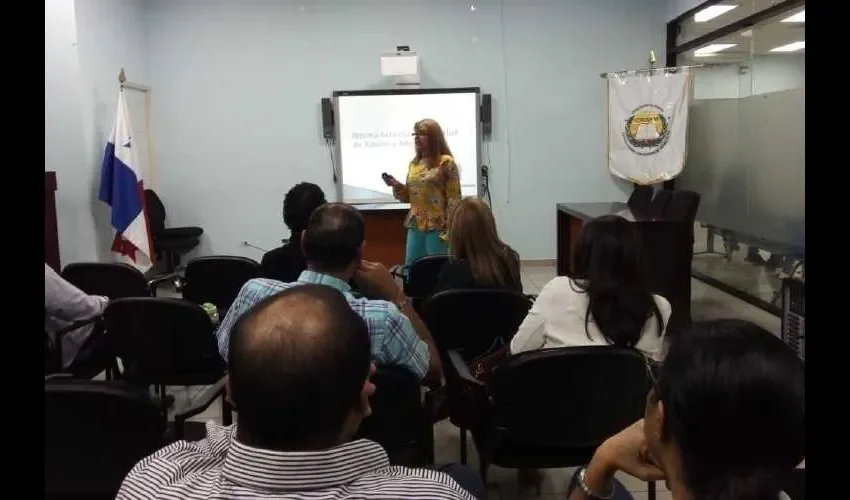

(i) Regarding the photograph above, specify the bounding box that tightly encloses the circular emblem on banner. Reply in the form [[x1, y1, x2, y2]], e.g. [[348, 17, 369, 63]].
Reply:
[[623, 105, 670, 156]]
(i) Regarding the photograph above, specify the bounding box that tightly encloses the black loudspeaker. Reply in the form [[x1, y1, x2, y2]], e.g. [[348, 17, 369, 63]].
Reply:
[[481, 93, 492, 136], [321, 98, 334, 140]]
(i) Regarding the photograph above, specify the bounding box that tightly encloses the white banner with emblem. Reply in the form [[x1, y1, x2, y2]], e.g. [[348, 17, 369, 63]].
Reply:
[[607, 69, 691, 185]]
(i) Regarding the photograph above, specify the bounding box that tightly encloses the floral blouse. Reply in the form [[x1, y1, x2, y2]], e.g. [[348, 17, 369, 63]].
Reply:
[[392, 154, 462, 239]]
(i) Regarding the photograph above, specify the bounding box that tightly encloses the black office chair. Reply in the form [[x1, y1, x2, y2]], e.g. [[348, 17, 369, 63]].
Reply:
[[355, 365, 432, 466], [664, 190, 701, 223], [456, 346, 655, 495], [403, 255, 450, 314], [422, 289, 531, 364], [420, 288, 532, 463], [103, 297, 232, 439], [627, 185, 654, 216], [45, 377, 224, 500], [61, 262, 151, 298], [649, 189, 673, 219], [144, 189, 203, 273], [45, 378, 167, 500], [177, 256, 260, 314]]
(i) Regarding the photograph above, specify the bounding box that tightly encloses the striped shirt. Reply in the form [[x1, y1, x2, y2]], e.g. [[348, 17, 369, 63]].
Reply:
[[216, 271, 430, 379], [117, 422, 476, 499]]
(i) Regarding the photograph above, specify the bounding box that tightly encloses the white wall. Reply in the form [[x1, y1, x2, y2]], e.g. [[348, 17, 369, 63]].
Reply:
[[46, 0, 94, 265], [45, 0, 149, 265], [145, 0, 665, 260]]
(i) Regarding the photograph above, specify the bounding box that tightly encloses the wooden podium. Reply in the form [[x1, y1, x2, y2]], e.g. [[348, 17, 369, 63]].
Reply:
[[356, 203, 409, 268], [46, 171, 61, 271]]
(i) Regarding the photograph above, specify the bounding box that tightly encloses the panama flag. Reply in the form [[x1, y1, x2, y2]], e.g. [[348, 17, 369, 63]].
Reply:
[[98, 90, 154, 272]]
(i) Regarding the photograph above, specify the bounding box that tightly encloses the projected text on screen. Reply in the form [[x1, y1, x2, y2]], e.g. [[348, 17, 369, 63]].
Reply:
[[336, 90, 480, 204]]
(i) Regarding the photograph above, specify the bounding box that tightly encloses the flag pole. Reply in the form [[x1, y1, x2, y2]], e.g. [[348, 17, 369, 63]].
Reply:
[[118, 68, 150, 92], [599, 49, 703, 79]]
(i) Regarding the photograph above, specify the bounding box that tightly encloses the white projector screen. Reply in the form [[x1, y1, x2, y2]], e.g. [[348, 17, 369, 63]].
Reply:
[[334, 88, 480, 204]]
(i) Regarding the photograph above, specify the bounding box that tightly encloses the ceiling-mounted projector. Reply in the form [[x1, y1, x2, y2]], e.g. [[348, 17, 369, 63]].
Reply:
[[381, 47, 420, 86]]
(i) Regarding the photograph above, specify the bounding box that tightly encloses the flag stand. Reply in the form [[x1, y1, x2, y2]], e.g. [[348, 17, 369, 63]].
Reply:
[[602, 50, 693, 187], [599, 51, 704, 79]]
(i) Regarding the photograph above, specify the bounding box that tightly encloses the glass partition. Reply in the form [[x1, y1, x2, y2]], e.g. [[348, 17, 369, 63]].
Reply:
[[669, 1, 804, 313]]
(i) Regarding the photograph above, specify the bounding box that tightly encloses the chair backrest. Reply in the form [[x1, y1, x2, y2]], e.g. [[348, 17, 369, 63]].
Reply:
[[356, 365, 425, 464], [649, 189, 673, 219], [627, 185, 654, 216], [144, 189, 167, 236], [104, 297, 225, 386], [61, 262, 150, 299], [45, 379, 166, 499], [182, 256, 261, 312], [665, 190, 701, 223], [404, 255, 450, 299], [489, 346, 649, 448], [421, 289, 532, 360]]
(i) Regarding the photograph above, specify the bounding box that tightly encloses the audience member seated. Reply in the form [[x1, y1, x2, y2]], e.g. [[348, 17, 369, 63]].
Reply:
[[435, 197, 522, 293], [567, 319, 805, 500], [510, 215, 671, 361], [117, 285, 484, 499], [45, 263, 109, 369], [217, 203, 443, 385], [260, 182, 327, 282]]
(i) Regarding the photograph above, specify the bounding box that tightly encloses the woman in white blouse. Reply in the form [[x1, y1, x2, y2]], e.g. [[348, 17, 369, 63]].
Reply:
[[510, 215, 671, 361]]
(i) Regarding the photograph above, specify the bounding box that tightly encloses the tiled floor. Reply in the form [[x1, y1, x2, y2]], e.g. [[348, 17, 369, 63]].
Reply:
[[168, 262, 779, 499]]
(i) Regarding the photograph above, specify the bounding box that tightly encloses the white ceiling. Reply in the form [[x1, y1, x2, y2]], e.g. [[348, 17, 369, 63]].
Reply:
[[678, 2, 805, 63]]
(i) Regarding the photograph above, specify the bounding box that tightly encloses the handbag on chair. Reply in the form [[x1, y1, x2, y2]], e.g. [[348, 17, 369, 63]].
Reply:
[[451, 338, 511, 428], [469, 338, 511, 384]]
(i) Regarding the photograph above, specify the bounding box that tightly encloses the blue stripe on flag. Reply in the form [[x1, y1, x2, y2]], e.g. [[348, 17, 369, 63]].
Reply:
[[99, 141, 143, 234]]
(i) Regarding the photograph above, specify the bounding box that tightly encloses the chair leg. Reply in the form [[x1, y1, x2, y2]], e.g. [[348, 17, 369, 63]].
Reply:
[[221, 395, 233, 426], [459, 427, 467, 465], [479, 459, 488, 484], [158, 384, 169, 415], [648, 481, 657, 500], [173, 415, 185, 440], [423, 418, 435, 465]]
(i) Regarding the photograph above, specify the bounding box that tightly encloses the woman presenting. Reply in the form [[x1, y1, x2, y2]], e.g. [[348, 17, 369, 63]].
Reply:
[[382, 118, 462, 267]]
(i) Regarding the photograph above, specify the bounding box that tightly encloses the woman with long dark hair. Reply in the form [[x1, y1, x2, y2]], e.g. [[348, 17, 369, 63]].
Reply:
[[510, 215, 670, 360]]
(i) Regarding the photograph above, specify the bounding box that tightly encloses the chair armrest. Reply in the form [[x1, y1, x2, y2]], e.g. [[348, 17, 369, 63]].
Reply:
[[53, 315, 102, 338], [44, 373, 74, 381], [389, 265, 408, 280], [173, 376, 228, 424], [447, 350, 484, 388], [52, 315, 102, 360], [147, 270, 184, 294]]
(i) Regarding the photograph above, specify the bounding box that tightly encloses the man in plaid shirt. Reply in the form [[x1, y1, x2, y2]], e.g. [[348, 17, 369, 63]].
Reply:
[[217, 203, 442, 385]]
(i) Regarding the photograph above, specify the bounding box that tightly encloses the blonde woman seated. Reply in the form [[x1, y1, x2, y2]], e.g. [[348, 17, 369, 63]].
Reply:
[[510, 215, 670, 361], [435, 198, 522, 293]]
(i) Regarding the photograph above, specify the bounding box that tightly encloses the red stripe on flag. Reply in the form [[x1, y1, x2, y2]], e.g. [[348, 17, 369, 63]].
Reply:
[[111, 233, 139, 261]]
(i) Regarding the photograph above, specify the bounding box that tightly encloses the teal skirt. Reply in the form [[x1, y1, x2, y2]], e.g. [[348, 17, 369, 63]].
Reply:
[[405, 228, 449, 267]]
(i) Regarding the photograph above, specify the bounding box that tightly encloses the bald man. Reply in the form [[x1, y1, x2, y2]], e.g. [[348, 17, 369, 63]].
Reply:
[[118, 285, 485, 499]]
